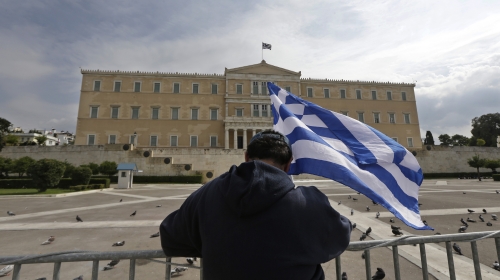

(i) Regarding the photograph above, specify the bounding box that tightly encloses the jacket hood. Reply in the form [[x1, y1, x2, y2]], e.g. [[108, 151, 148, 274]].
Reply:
[[217, 161, 295, 217]]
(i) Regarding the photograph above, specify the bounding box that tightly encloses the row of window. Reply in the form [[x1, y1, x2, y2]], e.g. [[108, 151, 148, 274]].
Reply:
[[344, 112, 412, 124], [305, 88, 407, 101], [93, 80, 220, 94], [87, 134, 218, 147]]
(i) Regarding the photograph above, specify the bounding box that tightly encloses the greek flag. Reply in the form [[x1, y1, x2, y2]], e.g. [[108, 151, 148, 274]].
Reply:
[[262, 42, 272, 50], [268, 82, 431, 230]]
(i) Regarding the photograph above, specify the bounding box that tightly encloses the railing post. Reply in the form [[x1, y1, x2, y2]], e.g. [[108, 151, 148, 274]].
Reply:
[[165, 257, 171, 280], [495, 237, 500, 269], [200, 258, 203, 280], [91, 260, 99, 280], [445, 241, 456, 280], [129, 259, 136, 280], [470, 241, 482, 280], [364, 250, 371, 280], [52, 262, 61, 280], [419, 243, 429, 280], [392, 245, 401, 280], [12, 264, 21, 280], [335, 256, 341, 280]]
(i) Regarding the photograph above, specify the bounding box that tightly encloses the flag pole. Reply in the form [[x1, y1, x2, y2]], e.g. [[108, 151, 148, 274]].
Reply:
[[261, 43, 263, 61]]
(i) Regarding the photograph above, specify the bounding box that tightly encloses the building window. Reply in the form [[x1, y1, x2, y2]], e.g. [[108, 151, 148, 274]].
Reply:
[[210, 109, 218, 120], [402, 92, 407, 101], [236, 84, 243, 94], [90, 106, 99, 118], [94, 81, 101, 92], [262, 105, 268, 117], [374, 113, 380, 123], [356, 90, 362, 99], [109, 135, 116, 144], [407, 138, 414, 147], [307, 88, 313, 97], [171, 108, 179, 120], [389, 113, 395, 123], [253, 104, 259, 117], [392, 137, 398, 142], [236, 108, 243, 117], [190, 136, 198, 147], [170, 135, 178, 147], [211, 84, 218, 94], [324, 88, 330, 98], [404, 113, 410, 124], [193, 83, 199, 94], [341, 111, 348, 116], [111, 107, 119, 119], [261, 82, 267, 95], [173, 83, 180, 93], [371, 91, 377, 100], [285, 86, 291, 92], [253, 82, 259, 95], [340, 89, 346, 99], [387, 91, 392, 100], [358, 112, 364, 123], [150, 135, 158, 147], [154, 82, 161, 93], [131, 107, 140, 119], [210, 136, 217, 147], [134, 82, 141, 92], [114, 81, 121, 92], [121, 171, 126, 177], [151, 108, 159, 120], [191, 108, 199, 120], [88, 135, 95, 145]]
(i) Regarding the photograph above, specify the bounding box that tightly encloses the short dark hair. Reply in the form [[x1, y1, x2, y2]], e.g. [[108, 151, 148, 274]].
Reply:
[[247, 130, 292, 165]]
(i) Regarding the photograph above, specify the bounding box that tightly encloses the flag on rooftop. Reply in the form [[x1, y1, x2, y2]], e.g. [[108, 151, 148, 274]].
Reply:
[[267, 82, 431, 230], [262, 42, 272, 50]]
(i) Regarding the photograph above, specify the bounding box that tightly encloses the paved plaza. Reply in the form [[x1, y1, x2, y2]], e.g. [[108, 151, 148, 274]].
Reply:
[[1, 179, 500, 279]]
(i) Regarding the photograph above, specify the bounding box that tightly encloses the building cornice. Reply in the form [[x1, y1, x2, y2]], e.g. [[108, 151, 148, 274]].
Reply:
[[300, 77, 415, 87], [81, 69, 225, 78]]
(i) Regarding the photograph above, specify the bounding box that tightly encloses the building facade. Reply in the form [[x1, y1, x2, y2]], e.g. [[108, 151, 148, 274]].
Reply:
[[76, 61, 422, 149]]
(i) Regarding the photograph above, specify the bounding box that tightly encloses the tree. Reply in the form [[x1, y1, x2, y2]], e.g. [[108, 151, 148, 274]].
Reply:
[[438, 134, 452, 146], [81, 162, 99, 175], [99, 161, 118, 178], [450, 134, 470, 146], [471, 113, 500, 147], [63, 160, 76, 178], [4, 135, 20, 146], [35, 135, 48, 146], [467, 155, 486, 181], [0, 117, 12, 152], [484, 159, 500, 174], [0, 156, 13, 178], [29, 159, 66, 192], [11, 156, 35, 177], [72, 167, 92, 186], [423, 131, 435, 145], [477, 138, 486, 146]]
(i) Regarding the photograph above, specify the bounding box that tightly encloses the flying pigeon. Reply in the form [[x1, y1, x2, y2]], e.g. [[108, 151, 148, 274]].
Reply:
[[186, 257, 197, 264], [73, 275, 83, 280], [487, 222, 493, 226], [371, 267, 386, 280], [360, 233, 367, 241], [351, 209, 354, 216], [453, 243, 462, 255], [460, 218, 468, 226], [348, 195, 352, 199], [150, 232, 160, 238], [366, 206, 371, 212], [76, 215, 83, 222], [365, 227, 372, 236], [422, 220, 428, 226], [392, 228, 403, 236], [130, 211, 137, 217], [391, 225, 401, 230], [390, 218, 395, 223], [468, 209, 475, 213], [119, 199, 123, 202], [104, 259, 120, 270], [466, 217, 476, 223], [41, 236, 55, 245], [352, 223, 356, 229], [112, 241, 125, 246], [353, 197, 358, 201], [171, 266, 188, 276], [493, 261, 499, 270], [483, 209, 487, 214], [342, 271, 348, 280], [376, 212, 380, 219], [479, 215, 484, 222], [0, 265, 14, 277], [156, 205, 162, 207], [492, 214, 497, 221], [7, 211, 15, 216], [338, 201, 342, 205], [459, 226, 467, 233]]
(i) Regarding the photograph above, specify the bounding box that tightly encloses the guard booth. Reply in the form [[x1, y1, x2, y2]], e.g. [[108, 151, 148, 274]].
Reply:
[[116, 163, 138, 189]]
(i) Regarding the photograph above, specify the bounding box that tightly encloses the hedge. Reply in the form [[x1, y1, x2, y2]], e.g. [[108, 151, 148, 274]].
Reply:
[[423, 172, 493, 179], [92, 175, 202, 184], [493, 174, 500, 181], [69, 184, 105, 191], [0, 178, 110, 189], [89, 178, 110, 188], [92, 175, 118, 183]]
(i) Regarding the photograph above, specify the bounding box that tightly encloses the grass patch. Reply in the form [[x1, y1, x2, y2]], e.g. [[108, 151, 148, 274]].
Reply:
[[0, 189, 77, 196]]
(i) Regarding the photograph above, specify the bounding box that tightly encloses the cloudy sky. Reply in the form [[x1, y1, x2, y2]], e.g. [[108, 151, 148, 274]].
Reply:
[[1, 0, 499, 139]]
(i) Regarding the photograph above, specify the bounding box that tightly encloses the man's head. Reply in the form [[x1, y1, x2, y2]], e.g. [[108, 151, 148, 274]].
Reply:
[[245, 130, 293, 171]]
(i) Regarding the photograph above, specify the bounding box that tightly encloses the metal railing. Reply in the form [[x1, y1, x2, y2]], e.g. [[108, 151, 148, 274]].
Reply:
[[1, 231, 499, 280]]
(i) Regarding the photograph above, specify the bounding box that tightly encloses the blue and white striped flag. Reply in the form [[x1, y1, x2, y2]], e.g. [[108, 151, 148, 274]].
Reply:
[[268, 82, 431, 230]]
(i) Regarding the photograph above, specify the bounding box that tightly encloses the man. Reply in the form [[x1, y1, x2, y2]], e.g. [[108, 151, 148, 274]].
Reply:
[[160, 130, 351, 280]]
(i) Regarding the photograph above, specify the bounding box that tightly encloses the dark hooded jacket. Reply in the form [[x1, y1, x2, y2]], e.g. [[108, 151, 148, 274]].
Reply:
[[160, 160, 351, 280]]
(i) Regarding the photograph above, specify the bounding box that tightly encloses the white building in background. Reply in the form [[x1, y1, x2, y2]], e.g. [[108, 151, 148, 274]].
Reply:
[[44, 129, 74, 145], [10, 132, 59, 146]]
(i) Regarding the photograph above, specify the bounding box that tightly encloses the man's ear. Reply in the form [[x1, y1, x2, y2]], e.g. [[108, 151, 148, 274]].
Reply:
[[245, 152, 250, 162], [284, 157, 293, 173]]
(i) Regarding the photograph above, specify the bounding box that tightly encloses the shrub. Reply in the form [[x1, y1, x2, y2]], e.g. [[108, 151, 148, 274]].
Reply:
[[11, 156, 36, 177], [81, 163, 100, 175], [132, 175, 202, 184], [72, 167, 92, 186], [493, 174, 500, 181], [69, 185, 87, 191], [63, 161, 76, 178], [56, 178, 73, 189], [99, 161, 118, 178], [0, 179, 37, 189], [29, 159, 66, 192], [93, 175, 118, 183], [89, 178, 110, 188], [89, 184, 104, 189]]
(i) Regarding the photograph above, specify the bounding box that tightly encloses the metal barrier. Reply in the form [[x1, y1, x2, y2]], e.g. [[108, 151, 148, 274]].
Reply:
[[1, 231, 499, 280]]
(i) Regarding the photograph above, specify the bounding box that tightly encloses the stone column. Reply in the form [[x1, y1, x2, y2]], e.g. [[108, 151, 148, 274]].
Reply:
[[225, 129, 229, 149], [233, 129, 238, 149], [243, 129, 247, 149]]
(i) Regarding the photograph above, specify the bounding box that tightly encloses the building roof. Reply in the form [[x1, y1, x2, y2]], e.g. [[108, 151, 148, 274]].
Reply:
[[116, 163, 138, 171]]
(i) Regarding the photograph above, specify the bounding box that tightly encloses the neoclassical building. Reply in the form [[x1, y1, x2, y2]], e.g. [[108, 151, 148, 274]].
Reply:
[[76, 61, 422, 149]]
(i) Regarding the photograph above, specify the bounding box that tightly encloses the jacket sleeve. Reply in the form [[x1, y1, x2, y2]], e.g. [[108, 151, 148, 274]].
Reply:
[[159, 188, 204, 257]]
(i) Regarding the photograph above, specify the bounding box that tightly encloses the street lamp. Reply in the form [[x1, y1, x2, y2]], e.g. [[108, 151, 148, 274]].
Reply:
[[131, 131, 137, 146]]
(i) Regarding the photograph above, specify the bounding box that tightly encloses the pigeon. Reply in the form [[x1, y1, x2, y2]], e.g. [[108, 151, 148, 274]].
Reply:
[[422, 220, 428, 226], [483, 209, 487, 214], [104, 259, 120, 270], [351, 209, 354, 216], [35, 278, 47, 280], [171, 266, 188, 276], [460, 218, 468, 226], [459, 226, 467, 233], [186, 257, 197, 264], [357, 192, 360, 194], [376, 212, 380, 218], [352, 223, 356, 229], [0, 265, 14, 277], [493, 261, 499, 270], [487, 222, 493, 226], [496, 190, 499, 194], [348, 195, 352, 199], [7, 211, 15, 216], [372, 200, 378, 205], [156, 205, 162, 207], [492, 214, 498, 221], [76, 215, 83, 222], [371, 267, 385, 279], [360, 233, 367, 241], [453, 243, 462, 255], [392, 228, 403, 236], [342, 271, 348, 280], [361, 252, 365, 259], [41, 236, 55, 245], [418, 203, 423, 206], [73, 275, 83, 280], [150, 232, 160, 238], [130, 211, 136, 216], [391, 225, 401, 230], [434, 232, 441, 235], [463, 192, 466, 194], [338, 201, 342, 205], [119, 199, 123, 202], [366, 206, 371, 212], [365, 227, 372, 236], [468, 209, 475, 213], [466, 217, 476, 223], [112, 241, 125, 246], [390, 218, 395, 223], [353, 197, 358, 201], [479, 215, 484, 222]]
